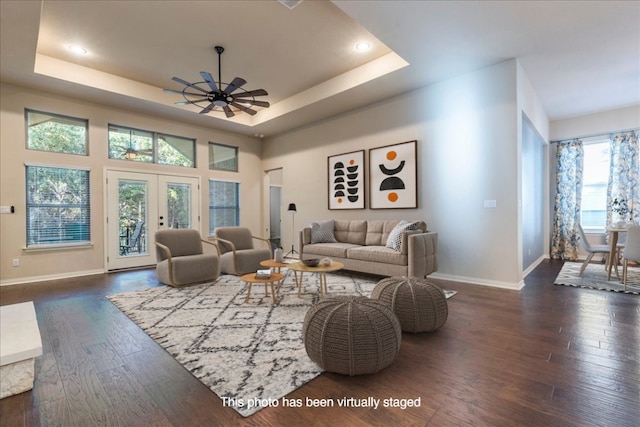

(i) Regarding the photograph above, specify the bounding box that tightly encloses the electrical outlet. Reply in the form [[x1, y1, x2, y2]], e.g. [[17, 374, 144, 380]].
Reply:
[[12, 259, 20, 267]]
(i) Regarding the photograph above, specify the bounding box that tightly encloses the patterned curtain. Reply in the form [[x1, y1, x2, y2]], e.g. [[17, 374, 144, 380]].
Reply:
[[551, 139, 584, 260], [607, 131, 640, 224]]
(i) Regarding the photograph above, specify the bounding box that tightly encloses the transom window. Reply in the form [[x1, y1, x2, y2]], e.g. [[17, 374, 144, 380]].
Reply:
[[209, 142, 238, 171], [108, 124, 195, 168], [26, 165, 91, 246], [209, 180, 239, 233], [26, 109, 88, 155]]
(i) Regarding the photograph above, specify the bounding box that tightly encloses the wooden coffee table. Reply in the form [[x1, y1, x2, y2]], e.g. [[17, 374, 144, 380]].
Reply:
[[288, 261, 344, 297], [240, 272, 284, 303]]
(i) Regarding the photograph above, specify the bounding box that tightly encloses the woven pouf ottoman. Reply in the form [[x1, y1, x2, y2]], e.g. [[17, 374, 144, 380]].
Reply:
[[372, 276, 448, 333], [302, 296, 401, 376]]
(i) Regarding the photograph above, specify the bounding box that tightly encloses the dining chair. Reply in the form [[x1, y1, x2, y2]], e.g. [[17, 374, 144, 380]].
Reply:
[[622, 225, 640, 290], [577, 224, 616, 276]]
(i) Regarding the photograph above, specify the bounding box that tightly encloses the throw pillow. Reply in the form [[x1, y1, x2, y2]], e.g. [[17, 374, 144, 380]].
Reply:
[[386, 220, 420, 251], [310, 220, 338, 244]]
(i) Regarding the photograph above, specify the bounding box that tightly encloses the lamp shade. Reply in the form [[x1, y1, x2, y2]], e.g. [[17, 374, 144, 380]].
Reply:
[[288, 203, 297, 212]]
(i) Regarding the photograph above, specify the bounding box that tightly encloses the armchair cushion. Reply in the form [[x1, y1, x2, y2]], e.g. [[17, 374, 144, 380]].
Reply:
[[213, 227, 272, 275], [220, 248, 271, 276], [155, 229, 203, 261], [154, 229, 220, 287], [214, 227, 254, 252], [157, 254, 219, 286]]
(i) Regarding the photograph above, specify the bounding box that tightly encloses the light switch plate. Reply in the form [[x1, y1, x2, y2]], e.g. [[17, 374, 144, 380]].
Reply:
[[483, 200, 497, 208]]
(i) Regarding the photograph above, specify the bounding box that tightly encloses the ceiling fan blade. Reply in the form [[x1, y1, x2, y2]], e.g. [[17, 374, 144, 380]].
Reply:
[[234, 99, 270, 108], [175, 98, 208, 105], [172, 76, 209, 94], [200, 72, 219, 92], [199, 102, 216, 114], [230, 102, 257, 116], [164, 88, 205, 97], [223, 106, 235, 118], [224, 77, 247, 95], [232, 89, 268, 98]]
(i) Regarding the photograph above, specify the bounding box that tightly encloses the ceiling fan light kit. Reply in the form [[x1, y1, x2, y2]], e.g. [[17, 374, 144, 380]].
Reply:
[[165, 46, 270, 118]]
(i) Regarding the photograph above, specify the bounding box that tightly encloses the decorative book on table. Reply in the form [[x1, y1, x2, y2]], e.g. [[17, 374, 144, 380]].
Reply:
[[255, 269, 272, 279]]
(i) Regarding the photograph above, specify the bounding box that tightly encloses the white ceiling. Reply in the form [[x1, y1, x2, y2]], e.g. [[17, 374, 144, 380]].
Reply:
[[1, 0, 638, 138]]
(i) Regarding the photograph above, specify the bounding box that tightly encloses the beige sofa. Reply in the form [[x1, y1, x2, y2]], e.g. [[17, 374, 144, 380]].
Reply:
[[299, 220, 438, 278]]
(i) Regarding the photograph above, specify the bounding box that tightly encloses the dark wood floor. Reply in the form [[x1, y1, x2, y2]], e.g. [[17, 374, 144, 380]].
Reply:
[[1, 259, 638, 427]]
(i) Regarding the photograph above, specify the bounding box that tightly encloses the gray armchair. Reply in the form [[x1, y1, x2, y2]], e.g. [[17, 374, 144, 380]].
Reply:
[[214, 227, 272, 275], [155, 229, 220, 287]]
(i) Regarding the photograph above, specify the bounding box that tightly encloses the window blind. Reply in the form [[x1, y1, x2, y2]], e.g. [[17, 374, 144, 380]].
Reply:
[[26, 166, 91, 246]]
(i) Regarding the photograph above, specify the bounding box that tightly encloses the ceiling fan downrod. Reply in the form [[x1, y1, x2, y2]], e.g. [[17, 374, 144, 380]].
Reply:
[[215, 45, 224, 92]]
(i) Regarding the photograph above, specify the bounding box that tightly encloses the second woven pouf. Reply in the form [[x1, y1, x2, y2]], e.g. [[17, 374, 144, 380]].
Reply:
[[372, 276, 448, 333], [302, 296, 401, 376]]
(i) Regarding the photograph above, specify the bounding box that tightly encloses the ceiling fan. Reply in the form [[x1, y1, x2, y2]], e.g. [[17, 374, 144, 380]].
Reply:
[[164, 46, 270, 118]]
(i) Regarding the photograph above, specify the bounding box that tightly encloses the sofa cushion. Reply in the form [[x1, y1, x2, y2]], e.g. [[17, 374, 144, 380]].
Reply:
[[310, 220, 338, 243], [386, 221, 421, 251], [365, 220, 402, 246], [303, 242, 360, 258], [334, 220, 367, 245], [347, 246, 407, 266]]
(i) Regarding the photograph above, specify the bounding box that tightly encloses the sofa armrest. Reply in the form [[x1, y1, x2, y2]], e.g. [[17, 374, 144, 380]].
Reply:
[[407, 232, 438, 278], [299, 227, 312, 256]]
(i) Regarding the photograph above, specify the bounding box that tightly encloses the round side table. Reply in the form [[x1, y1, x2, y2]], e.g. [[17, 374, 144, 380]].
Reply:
[[240, 272, 284, 303]]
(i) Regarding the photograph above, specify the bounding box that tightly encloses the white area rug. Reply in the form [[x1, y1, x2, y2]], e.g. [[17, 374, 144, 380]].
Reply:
[[108, 271, 455, 416], [553, 262, 640, 295]]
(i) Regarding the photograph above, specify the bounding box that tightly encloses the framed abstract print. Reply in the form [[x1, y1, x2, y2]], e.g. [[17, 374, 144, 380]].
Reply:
[[369, 140, 417, 209], [328, 150, 365, 210]]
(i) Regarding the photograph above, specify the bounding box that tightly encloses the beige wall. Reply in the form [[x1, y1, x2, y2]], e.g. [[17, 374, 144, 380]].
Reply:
[[7, 57, 626, 288], [0, 83, 264, 285], [550, 105, 640, 141], [263, 59, 532, 288]]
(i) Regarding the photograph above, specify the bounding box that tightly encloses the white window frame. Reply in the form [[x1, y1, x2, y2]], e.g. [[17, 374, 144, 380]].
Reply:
[[208, 179, 240, 235], [25, 163, 91, 248]]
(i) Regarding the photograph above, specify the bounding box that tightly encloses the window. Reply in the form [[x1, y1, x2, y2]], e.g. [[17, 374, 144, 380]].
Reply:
[[26, 165, 90, 246], [580, 139, 610, 231], [108, 126, 153, 163], [209, 142, 238, 171], [26, 110, 88, 155], [159, 134, 195, 167], [209, 180, 239, 233], [108, 125, 195, 167]]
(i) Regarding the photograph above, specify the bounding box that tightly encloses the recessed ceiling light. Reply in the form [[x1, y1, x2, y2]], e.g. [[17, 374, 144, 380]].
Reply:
[[355, 42, 371, 52], [67, 44, 87, 55]]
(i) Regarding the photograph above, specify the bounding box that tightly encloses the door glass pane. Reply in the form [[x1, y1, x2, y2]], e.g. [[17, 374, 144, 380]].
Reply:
[[119, 180, 148, 256], [167, 183, 191, 229]]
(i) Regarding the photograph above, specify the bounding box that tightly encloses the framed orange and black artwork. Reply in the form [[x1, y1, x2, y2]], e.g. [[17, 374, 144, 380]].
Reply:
[[327, 150, 365, 210], [369, 140, 417, 209]]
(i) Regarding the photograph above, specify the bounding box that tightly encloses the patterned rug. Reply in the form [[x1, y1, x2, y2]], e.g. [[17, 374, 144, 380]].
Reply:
[[108, 271, 456, 417], [553, 262, 640, 295]]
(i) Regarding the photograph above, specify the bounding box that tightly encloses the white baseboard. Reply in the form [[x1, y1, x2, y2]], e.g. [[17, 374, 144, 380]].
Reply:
[[429, 272, 525, 290], [523, 255, 547, 278], [0, 269, 104, 287]]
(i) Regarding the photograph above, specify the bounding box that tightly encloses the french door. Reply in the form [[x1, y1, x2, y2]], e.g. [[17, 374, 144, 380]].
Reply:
[[106, 170, 200, 270]]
